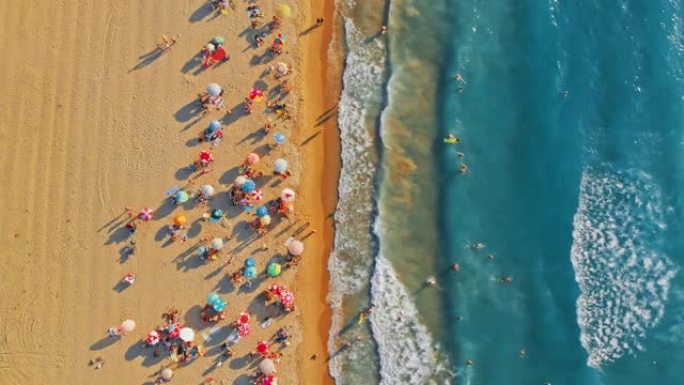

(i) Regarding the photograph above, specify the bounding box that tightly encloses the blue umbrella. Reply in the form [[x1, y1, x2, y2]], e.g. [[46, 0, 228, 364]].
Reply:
[[256, 206, 268, 217], [209, 208, 224, 223], [244, 257, 256, 267], [244, 266, 257, 278], [212, 299, 226, 312], [241, 180, 256, 193], [207, 293, 220, 304], [196, 246, 208, 257], [273, 132, 286, 145]]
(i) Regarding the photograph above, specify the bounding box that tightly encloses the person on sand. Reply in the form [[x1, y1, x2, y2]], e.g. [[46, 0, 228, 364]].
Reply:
[[157, 34, 179, 51], [380, 25, 387, 35], [426, 276, 437, 286]]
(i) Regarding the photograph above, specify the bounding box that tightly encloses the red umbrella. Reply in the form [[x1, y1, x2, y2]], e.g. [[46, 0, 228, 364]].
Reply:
[[168, 323, 181, 338], [256, 341, 269, 355], [251, 189, 264, 201], [238, 322, 252, 337], [199, 151, 214, 164], [268, 284, 285, 297], [237, 311, 251, 325], [279, 290, 295, 307], [139, 208, 154, 221]]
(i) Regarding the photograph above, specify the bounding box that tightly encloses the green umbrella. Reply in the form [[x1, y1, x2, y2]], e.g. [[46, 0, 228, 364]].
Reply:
[[212, 36, 225, 46], [267, 262, 282, 277]]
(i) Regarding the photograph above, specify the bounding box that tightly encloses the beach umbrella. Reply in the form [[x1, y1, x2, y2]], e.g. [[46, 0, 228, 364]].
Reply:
[[234, 175, 247, 186], [287, 239, 304, 256], [273, 158, 288, 173], [179, 327, 195, 342], [199, 151, 214, 163], [246, 152, 260, 165], [167, 323, 181, 338], [209, 208, 224, 223], [120, 319, 136, 333], [238, 322, 252, 337], [212, 299, 227, 312], [207, 83, 222, 97], [245, 257, 256, 267], [279, 291, 295, 307], [211, 238, 224, 250], [280, 188, 295, 202], [201, 184, 215, 197], [274, 62, 289, 77], [259, 358, 277, 375], [257, 341, 269, 355], [241, 179, 256, 193], [276, 4, 292, 18], [145, 330, 160, 346], [174, 190, 189, 204], [256, 206, 269, 217], [267, 262, 282, 277], [263, 375, 277, 385], [165, 186, 180, 196], [196, 245, 208, 257], [138, 208, 154, 221], [259, 215, 271, 226], [161, 368, 174, 380], [245, 266, 257, 278], [251, 189, 264, 201], [237, 311, 250, 325], [212, 36, 225, 46], [274, 34, 286, 46], [273, 132, 286, 145], [173, 215, 187, 226], [248, 88, 265, 103], [207, 293, 220, 304]]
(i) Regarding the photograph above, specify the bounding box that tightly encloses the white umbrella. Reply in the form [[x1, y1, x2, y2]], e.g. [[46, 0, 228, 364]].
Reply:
[[259, 358, 277, 375], [207, 83, 222, 97], [179, 327, 195, 342], [273, 158, 288, 173], [234, 175, 247, 187], [212, 238, 224, 250], [287, 239, 304, 256], [161, 367, 174, 380], [120, 319, 136, 333], [274, 62, 289, 76], [201, 184, 215, 197], [280, 188, 295, 202]]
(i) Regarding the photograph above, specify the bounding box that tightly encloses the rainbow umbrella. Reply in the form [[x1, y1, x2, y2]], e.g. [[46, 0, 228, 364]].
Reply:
[[267, 262, 282, 277]]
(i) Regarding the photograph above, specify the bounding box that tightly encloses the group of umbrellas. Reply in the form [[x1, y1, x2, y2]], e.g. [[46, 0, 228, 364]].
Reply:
[[243, 256, 282, 278]]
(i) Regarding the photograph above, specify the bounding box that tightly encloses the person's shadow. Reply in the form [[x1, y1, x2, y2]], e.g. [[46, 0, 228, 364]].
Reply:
[[90, 336, 118, 351], [189, 3, 213, 23]]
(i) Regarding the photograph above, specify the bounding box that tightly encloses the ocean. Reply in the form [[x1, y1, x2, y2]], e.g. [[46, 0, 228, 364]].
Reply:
[[328, 0, 684, 384]]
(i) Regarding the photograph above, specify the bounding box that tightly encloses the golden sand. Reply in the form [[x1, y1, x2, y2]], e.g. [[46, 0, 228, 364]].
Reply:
[[0, 0, 338, 384]]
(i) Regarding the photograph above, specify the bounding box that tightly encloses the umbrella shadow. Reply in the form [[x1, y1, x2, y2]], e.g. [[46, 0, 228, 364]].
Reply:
[[187, 220, 203, 239], [175, 166, 195, 181], [232, 374, 253, 385], [183, 305, 206, 331], [220, 104, 248, 126], [182, 51, 204, 74], [112, 280, 130, 293], [189, 2, 212, 23], [252, 143, 272, 158], [186, 137, 201, 147], [229, 354, 253, 370], [90, 336, 118, 351], [105, 226, 132, 245], [175, 99, 204, 124], [154, 200, 177, 220], [269, 178, 283, 188], [219, 167, 241, 185], [250, 50, 273, 66], [213, 274, 236, 294], [176, 253, 204, 272], [239, 275, 266, 294], [130, 48, 165, 72], [155, 225, 170, 242], [237, 129, 266, 146]]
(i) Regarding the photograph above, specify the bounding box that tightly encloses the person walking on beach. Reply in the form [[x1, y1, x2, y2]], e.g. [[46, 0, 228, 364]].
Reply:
[[316, 17, 325, 26]]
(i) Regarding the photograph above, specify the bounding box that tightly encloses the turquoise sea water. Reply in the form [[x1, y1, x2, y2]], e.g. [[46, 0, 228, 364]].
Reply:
[[330, 0, 684, 384]]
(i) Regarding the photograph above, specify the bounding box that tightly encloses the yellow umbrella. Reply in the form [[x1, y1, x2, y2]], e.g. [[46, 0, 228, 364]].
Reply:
[[276, 4, 292, 18], [173, 215, 187, 226]]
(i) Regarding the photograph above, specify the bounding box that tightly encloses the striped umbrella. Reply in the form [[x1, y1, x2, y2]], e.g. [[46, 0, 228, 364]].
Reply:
[[251, 189, 264, 201], [139, 208, 154, 221]]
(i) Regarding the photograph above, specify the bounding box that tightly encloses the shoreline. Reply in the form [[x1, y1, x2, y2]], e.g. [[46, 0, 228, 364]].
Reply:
[[294, 0, 342, 384]]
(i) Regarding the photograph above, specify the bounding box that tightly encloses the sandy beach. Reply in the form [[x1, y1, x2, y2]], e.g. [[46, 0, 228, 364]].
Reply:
[[0, 0, 338, 384]]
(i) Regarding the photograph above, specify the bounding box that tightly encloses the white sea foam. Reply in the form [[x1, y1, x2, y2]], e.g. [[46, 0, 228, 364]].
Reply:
[[571, 168, 677, 368], [327, 17, 387, 383], [370, 254, 452, 385]]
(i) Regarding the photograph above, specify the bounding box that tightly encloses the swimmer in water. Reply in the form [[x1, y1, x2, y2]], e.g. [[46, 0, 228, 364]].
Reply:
[[459, 164, 468, 174], [457, 152, 464, 158], [444, 134, 460, 143], [487, 254, 495, 261], [451, 263, 460, 272], [498, 275, 513, 284], [426, 276, 437, 286], [471, 242, 486, 250]]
